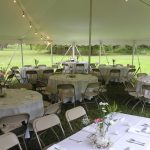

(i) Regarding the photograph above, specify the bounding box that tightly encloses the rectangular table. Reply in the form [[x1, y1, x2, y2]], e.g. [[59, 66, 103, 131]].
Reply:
[[47, 113, 150, 150]]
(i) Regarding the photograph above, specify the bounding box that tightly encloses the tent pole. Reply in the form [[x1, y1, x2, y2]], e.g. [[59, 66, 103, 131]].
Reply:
[[20, 40, 24, 67], [50, 43, 53, 66], [99, 41, 102, 65], [132, 41, 136, 65], [88, 0, 93, 72]]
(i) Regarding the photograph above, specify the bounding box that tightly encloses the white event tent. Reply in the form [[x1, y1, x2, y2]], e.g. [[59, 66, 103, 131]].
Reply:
[[1, 0, 150, 65]]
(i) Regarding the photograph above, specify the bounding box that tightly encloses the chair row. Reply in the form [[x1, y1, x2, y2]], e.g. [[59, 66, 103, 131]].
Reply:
[[43, 81, 108, 111], [0, 106, 88, 150]]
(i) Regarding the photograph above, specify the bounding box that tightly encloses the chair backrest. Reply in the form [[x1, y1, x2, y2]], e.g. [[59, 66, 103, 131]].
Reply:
[[76, 63, 85, 73], [33, 114, 65, 149], [43, 69, 54, 77], [0, 113, 30, 135], [86, 82, 100, 91], [55, 68, 63, 73], [38, 64, 47, 68], [23, 65, 32, 67], [0, 132, 22, 150], [110, 69, 120, 74], [92, 68, 99, 73], [137, 73, 148, 77], [26, 70, 38, 84], [57, 84, 76, 105], [65, 106, 87, 131], [142, 84, 150, 98]]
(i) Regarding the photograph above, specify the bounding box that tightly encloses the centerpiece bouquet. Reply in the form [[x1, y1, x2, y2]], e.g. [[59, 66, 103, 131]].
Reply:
[[112, 59, 115, 66], [93, 101, 119, 148]]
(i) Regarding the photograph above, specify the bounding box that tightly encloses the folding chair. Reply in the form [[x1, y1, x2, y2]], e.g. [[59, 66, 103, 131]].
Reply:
[[132, 84, 150, 112], [57, 84, 76, 107], [26, 70, 38, 85], [0, 113, 30, 150], [0, 132, 22, 150], [65, 106, 88, 132], [106, 69, 121, 84], [42, 69, 54, 84], [33, 114, 65, 150], [76, 63, 85, 73], [82, 82, 100, 110]]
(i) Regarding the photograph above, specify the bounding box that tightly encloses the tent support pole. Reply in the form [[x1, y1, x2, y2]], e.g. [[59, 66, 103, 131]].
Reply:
[[88, 0, 93, 72], [132, 41, 136, 65], [20, 40, 24, 67], [99, 41, 102, 65], [50, 43, 53, 66]]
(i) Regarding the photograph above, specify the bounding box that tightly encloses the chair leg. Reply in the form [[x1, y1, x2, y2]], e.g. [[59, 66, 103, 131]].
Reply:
[[22, 137, 28, 150], [132, 100, 142, 111]]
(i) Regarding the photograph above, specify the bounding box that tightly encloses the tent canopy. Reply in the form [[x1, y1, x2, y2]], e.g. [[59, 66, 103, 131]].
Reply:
[[1, 0, 150, 45]]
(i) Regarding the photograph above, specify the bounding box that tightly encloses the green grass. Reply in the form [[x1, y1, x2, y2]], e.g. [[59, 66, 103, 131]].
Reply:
[[0, 49, 150, 74]]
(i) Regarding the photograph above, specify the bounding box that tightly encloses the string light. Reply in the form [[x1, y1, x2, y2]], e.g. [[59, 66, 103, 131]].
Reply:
[[22, 11, 25, 18], [125, 0, 128, 2], [12, 0, 51, 42], [29, 21, 32, 28], [34, 31, 38, 35]]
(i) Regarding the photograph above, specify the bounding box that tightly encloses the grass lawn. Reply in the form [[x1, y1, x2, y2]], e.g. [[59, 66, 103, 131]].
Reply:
[[0, 49, 150, 74]]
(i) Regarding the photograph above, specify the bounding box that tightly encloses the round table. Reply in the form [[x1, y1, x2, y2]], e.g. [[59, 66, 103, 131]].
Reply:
[[99, 65, 129, 83], [0, 89, 44, 120], [48, 74, 98, 101]]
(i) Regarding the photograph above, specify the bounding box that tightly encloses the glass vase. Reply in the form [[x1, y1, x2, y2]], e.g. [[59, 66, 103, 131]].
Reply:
[[95, 126, 110, 148]]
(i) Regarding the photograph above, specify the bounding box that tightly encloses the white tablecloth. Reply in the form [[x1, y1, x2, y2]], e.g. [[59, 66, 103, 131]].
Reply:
[[0, 89, 44, 120], [99, 65, 129, 84], [136, 76, 150, 96], [20, 66, 52, 80], [47, 113, 150, 150], [62, 61, 88, 73], [48, 74, 98, 101]]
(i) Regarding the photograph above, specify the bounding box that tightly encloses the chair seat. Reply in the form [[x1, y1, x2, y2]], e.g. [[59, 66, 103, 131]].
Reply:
[[83, 91, 97, 97], [44, 101, 61, 115]]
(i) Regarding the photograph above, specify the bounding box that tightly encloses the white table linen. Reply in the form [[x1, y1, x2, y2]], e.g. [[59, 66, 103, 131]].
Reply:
[[47, 113, 150, 150], [99, 65, 129, 84], [20, 66, 52, 80], [62, 61, 88, 73], [0, 89, 44, 120], [48, 74, 98, 101]]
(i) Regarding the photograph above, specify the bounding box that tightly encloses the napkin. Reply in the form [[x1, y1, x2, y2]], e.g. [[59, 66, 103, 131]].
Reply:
[[128, 127, 141, 133], [47, 144, 67, 150]]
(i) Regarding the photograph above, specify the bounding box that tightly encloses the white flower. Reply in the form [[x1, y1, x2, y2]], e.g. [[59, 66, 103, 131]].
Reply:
[[102, 109, 107, 113]]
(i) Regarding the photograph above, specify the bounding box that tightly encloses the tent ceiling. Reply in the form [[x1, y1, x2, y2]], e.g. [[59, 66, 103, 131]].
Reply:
[[1, 0, 150, 44]]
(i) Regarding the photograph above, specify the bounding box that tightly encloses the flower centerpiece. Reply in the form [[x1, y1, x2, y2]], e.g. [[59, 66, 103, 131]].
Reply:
[[34, 58, 39, 67], [93, 101, 119, 148], [112, 59, 115, 66]]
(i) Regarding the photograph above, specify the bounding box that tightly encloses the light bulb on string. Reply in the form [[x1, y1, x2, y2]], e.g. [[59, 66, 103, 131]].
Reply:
[[29, 21, 32, 28], [13, 0, 17, 3], [40, 35, 43, 40], [125, 0, 128, 2], [34, 31, 38, 35], [22, 11, 25, 18]]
